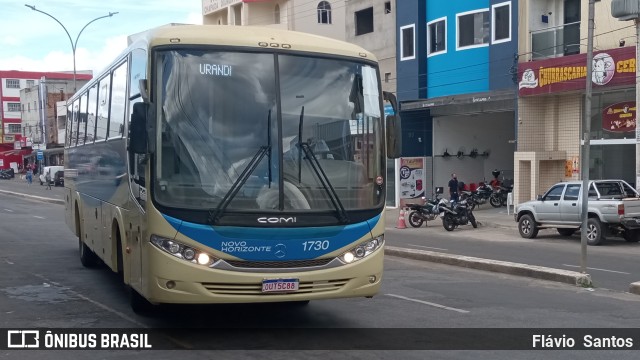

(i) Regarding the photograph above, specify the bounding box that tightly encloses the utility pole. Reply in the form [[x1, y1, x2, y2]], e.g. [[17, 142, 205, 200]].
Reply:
[[612, 0, 640, 191], [580, 0, 595, 274]]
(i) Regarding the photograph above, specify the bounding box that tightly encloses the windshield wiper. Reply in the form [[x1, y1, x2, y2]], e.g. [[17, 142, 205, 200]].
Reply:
[[297, 107, 349, 224], [299, 142, 349, 224], [208, 145, 270, 225]]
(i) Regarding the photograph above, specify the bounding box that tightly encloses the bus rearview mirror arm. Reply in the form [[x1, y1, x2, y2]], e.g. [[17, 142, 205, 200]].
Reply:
[[383, 91, 401, 159]]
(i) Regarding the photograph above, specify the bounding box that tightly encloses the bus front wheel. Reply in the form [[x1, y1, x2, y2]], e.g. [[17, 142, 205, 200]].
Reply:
[[130, 288, 157, 315], [79, 238, 100, 268]]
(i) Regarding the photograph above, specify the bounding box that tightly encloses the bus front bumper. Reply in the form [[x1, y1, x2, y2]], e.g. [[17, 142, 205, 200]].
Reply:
[[142, 245, 384, 304]]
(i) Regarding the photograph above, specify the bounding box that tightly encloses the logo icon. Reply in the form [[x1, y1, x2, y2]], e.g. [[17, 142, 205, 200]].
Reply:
[[7, 330, 39, 348], [274, 244, 287, 258], [519, 69, 538, 89], [592, 53, 615, 86]]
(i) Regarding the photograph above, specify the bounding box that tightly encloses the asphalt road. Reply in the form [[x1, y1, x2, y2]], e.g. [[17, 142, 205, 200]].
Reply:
[[2, 193, 640, 359]]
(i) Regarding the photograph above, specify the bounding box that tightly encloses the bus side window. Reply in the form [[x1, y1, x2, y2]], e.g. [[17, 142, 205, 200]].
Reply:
[[128, 48, 147, 206]]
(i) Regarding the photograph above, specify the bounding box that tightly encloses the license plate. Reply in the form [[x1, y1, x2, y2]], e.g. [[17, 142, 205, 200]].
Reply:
[[261, 278, 299, 293]]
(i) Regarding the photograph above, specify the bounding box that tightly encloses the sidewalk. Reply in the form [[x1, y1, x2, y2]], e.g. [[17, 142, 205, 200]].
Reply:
[[0, 176, 64, 205], [385, 204, 516, 230]]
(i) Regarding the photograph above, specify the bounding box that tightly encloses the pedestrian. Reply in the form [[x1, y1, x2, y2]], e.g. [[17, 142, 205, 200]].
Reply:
[[26, 166, 33, 186], [45, 169, 52, 190], [448, 173, 459, 202]]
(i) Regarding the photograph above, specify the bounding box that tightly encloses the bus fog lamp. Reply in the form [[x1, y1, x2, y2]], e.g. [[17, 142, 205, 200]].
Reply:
[[368, 276, 376, 283], [166, 280, 176, 289]]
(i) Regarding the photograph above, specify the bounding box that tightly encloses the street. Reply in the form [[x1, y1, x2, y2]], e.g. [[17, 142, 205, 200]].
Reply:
[[2, 191, 640, 358], [386, 220, 640, 292]]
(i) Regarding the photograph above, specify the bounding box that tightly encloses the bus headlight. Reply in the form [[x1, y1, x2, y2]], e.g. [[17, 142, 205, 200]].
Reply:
[[150, 235, 217, 267], [339, 235, 384, 264]]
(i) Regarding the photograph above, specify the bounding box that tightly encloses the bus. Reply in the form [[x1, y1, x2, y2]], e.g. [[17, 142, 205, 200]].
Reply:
[[64, 24, 400, 313]]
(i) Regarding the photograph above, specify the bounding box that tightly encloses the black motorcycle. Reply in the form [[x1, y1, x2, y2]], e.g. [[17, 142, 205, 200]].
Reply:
[[0, 168, 15, 180], [473, 182, 493, 207], [489, 182, 513, 208], [439, 196, 478, 231], [407, 193, 442, 227]]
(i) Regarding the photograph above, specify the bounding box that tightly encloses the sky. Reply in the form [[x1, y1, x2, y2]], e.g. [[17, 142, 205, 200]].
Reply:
[[0, 0, 203, 75]]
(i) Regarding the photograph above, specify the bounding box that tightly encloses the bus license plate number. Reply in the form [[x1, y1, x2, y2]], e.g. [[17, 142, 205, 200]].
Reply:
[[262, 278, 299, 293]]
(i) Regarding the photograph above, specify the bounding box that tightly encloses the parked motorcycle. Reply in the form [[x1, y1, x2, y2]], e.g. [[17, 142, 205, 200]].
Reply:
[[489, 182, 513, 208], [0, 168, 15, 180], [473, 182, 493, 206], [439, 196, 478, 231], [407, 188, 444, 227]]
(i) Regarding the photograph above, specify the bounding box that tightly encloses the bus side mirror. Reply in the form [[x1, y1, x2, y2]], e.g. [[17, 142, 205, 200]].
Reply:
[[383, 91, 401, 159], [129, 102, 148, 154], [386, 114, 401, 159]]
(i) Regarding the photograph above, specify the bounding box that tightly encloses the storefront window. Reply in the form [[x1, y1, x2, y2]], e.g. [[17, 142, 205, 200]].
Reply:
[[590, 89, 635, 140], [590, 144, 635, 187]]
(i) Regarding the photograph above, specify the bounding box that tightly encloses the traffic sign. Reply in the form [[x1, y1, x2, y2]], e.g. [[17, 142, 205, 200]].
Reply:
[[36, 150, 43, 161]]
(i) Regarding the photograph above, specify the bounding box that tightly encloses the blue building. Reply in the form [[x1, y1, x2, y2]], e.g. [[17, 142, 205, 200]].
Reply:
[[396, 0, 519, 198]]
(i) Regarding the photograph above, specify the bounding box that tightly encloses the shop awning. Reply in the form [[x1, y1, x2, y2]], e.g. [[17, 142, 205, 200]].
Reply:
[[400, 89, 515, 116]]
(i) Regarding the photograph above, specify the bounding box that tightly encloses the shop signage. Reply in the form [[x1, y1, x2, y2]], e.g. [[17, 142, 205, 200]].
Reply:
[[602, 101, 635, 132], [399, 157, 425, 200], [518, 46, 636, 96]]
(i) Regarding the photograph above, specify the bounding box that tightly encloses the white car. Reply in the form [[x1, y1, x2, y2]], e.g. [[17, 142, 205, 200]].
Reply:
[[40, 166, 64, 186]]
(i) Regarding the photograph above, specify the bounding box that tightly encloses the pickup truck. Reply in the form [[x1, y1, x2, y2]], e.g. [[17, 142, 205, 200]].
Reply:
[[515, 180, 640, 245]]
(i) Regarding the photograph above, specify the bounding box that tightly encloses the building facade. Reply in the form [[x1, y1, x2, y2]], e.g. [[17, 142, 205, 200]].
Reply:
[[395, 0, 519, 203], [0, 70, 91, 152], [513, 0, 636, 206]]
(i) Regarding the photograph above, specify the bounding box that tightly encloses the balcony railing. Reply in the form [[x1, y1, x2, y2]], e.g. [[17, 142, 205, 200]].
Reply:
[[530, 21, 580, 60]]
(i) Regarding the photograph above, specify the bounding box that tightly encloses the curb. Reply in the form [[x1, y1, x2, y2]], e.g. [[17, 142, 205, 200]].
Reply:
[[0, 189, 64, 206], [629, 282, 640, 295], [385, 245, 593, 287]]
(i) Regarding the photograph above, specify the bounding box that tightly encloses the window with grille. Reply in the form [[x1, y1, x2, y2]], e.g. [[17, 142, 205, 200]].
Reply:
[[6, 79, 20, 88], [7, 103, 21, 112], [7, 124, 21, 134], [317, 1, 332, 24]]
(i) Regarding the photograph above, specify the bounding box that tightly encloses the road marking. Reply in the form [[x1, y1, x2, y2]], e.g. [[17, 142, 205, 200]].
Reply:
[[385, 293, 469, 313], [33, 216, 45, 219], [4, 209, 14, 212], [407, 244, 448, 251], [2, 259, 14, 265], [562, 264, 631, 275], [31, 273, 192, 349]]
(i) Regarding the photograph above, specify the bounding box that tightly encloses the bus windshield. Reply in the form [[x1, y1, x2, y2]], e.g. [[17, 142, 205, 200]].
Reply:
[[154, 49, 384, 216]]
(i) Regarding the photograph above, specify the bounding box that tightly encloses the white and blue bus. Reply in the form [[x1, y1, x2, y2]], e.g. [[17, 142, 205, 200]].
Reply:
[[64, 25, 400, 313]]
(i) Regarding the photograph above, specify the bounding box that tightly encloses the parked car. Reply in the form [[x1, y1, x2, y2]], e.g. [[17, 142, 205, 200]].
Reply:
[[515, 180, 640, 245], [54, 170, 64, 186], [39, 166, 64, 186]]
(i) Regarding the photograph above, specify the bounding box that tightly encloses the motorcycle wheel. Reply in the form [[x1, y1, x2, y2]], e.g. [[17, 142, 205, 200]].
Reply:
[[442, 214, 456, 232], [408, 211, 424, 228], [469, 212, 478, 228], [489, 194, 502, 208]]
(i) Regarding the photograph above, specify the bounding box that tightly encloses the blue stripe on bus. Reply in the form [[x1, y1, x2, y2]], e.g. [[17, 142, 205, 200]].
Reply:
[[162, 214, 380, 261]]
